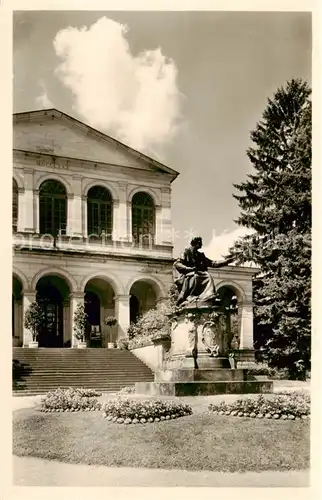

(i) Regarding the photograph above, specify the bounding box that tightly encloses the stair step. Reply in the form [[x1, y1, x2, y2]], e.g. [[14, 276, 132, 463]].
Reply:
[[13, 348, 154, 394]]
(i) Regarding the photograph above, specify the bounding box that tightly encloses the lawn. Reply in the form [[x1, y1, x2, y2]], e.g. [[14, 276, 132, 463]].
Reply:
[[13, 407, 310, 473]]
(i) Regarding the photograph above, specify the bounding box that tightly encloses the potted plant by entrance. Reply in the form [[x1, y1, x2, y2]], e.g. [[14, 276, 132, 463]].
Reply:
[[104, 316, 117, 348], [74, 303, 88, 348], [24, 301, 44, 348]]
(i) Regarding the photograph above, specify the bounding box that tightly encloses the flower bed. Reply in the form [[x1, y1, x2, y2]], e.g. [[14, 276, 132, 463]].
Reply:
[[209, 392, 310, 420], [102, 397, 192, 424], [39, 388, 102, 412]]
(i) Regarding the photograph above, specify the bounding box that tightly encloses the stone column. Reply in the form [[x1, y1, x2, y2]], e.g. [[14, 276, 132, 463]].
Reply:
[[70, 176, 83, 237], [160, 187, 172, 245], [70, 292, 84, 347], [22, 292, 36, 347], [34, 189, 40, 233], [239, 300, 254, 349], [114, 294, 131, 339], [66, 194, 75, 236], [236, 300, 256, 366], [115, 182, 128, 242], [82, 195, 88, 238], [23, 169, 35, 232], [155, 205, 163, 245], [127, 201, 133, 244], [17, 188, 25, 232]]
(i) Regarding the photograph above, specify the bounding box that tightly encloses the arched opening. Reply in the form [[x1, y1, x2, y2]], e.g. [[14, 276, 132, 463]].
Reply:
[[12, 275, 23, 345], [39, 180, 67, 236], [129, 280, 159, 322], [132, 192, 155, 246], [217, 286, 239, 350], [36, 275, 70, 347], [84, 277, 115, 347], [87, 186, 113, 239], [12, 179, 18, 232]]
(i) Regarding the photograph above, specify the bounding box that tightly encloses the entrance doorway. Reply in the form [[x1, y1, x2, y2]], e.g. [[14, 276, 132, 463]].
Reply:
[[130, 295, 140, 324], [36, 275, 70, 347]]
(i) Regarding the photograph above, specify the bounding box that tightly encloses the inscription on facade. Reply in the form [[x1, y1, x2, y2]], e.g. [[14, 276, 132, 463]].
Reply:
[[36, 158, 69, 169]]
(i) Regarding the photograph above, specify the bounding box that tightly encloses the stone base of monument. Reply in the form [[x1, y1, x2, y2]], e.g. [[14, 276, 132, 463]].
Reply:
[[135, 380, 273, 397], [155, 368, 245, 382], [135, 304, 273, 397]]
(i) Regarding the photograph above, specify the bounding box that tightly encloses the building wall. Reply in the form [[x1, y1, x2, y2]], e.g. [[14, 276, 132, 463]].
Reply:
[[12, 110, 257, 352]]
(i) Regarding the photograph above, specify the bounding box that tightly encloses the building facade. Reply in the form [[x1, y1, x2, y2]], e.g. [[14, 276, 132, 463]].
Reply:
[[12, 109, 256, 352]]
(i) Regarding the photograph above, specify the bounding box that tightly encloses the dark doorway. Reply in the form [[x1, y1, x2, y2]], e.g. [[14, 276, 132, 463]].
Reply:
[[85, 291, 101, 330], [130, 295, 140, 324], [36, 280, 64, 347]]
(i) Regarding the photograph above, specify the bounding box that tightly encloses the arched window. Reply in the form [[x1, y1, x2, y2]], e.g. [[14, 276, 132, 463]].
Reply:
[[132, 192, 155, 245], [39, 180, 67, 236], [12, 179, 18, 232], [87, 186, 113, 238]]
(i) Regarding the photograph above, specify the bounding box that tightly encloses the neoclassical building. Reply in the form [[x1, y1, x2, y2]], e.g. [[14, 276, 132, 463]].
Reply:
[[12, 109, 256, 352]]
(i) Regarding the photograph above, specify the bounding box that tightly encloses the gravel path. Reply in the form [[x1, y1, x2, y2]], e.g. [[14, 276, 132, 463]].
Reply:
[[13, 456, 310, 487]]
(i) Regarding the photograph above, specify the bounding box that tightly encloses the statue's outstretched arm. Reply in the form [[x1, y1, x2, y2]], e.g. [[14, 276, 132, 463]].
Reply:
[[210, 257, 234, 268]]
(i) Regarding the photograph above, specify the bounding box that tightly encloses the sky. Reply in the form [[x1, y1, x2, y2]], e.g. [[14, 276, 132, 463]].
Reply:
[[13, 11, 312, 258]]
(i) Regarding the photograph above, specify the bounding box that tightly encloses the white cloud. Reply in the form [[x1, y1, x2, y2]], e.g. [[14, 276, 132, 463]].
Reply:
[[35, 80, 54, 108], [53, 17, 182, 154], [203, 226, 254, 262]]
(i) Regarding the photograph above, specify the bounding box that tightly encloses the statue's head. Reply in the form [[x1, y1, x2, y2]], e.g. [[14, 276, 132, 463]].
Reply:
[[190, 236, 202, 249]]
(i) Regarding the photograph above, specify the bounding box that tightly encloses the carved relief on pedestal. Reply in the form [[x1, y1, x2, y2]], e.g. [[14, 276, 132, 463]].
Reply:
[[200, 311, 227, 357]]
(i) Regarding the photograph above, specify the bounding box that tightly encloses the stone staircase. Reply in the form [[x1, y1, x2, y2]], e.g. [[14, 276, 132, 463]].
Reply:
[[12, 348, 154, 395]]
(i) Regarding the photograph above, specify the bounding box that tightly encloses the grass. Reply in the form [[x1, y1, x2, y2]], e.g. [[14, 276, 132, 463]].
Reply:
[[13, 407, 310, 473]]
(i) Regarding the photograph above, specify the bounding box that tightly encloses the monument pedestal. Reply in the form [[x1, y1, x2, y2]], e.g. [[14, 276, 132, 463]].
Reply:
[[135, 304, 273, 396]]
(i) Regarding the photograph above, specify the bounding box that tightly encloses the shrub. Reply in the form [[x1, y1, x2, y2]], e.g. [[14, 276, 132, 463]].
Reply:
[[126, 288, 179, 349], [119, 386, 135, 394], [209, 391, 310, 420], [246, 365, 292, 380], [128, 336, 154, 350], [39, 387, 102, 412], [102, 397, 192, 424], [24, 301, 45, 342], [127, 306, 172, 349], [127, 303, 171, 338], [116, 338, 129, 350], [73, 304, 88, 343]]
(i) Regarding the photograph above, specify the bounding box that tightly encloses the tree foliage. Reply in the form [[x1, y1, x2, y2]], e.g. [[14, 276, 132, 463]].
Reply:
[[228, 79, 311, 379]]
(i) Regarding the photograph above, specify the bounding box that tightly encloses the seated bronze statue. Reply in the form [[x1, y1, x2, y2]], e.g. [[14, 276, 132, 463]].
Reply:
[[173, 236, 234, 306]]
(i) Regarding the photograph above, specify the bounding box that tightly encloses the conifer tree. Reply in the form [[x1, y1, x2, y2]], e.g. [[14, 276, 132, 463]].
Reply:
[[228, 79, 311, 379]]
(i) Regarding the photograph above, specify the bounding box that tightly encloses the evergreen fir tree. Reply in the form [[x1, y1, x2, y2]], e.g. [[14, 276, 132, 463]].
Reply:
[[228, 79, 311, 379]]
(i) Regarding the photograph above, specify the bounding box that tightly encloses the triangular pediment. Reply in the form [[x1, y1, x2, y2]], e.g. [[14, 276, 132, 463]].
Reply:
[[13, 109, 179, 180]]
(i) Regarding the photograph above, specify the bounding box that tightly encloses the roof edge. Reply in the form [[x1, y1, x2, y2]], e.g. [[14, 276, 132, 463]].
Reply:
[[13, 108, 180, 182]]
